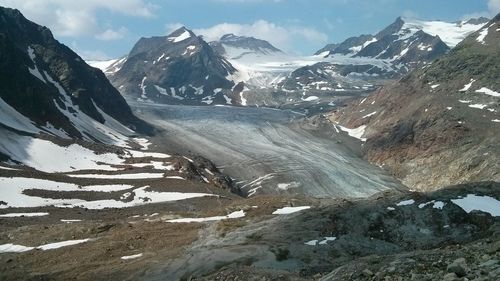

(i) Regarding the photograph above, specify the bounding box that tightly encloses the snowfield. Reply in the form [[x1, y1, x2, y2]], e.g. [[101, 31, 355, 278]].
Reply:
[[0, 177, 216, 210], [451, 194, 500, 216]]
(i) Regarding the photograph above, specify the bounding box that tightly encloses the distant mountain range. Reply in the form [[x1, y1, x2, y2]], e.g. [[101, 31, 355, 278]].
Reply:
[[88, 16, 490, 107]]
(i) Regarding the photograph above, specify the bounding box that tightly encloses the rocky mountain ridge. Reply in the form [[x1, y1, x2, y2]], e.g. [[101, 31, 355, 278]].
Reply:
[[328, 14, 500, 191], [0, 7, 152, 143]]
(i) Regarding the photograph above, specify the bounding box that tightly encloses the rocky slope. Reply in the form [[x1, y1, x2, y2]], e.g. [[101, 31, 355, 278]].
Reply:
[[109, 27, 241, 105], [328, 14, 500, 191], [149, 182, 500, 280], [0, 7, 151, 140]]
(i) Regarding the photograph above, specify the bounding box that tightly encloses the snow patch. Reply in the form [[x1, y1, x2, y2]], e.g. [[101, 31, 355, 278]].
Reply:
[[0, 243, 34, 253], [305, 237, 336, 246], [67, 173, 165, 179], [475, 87, 500, 97], [451, 194, 500, 216], [121, 253, 143, 260], [476, 24, 494, 44], [277, 182, 300, 190], [396, 199, 415, 206], [459, 79, 475, 92], [468, 104, 487, 109], [223, 95, 232, 104], [272, 206, 311, 215], [37, 239, 91, 250], [166, 210, 245, 223], [302, 96, 319, 101], [168, 30, 191, 43], [0, 212, 49, 217], [337, 125, 367, 142], [240, 92, 247, 106], [27, 47, 46, 83]]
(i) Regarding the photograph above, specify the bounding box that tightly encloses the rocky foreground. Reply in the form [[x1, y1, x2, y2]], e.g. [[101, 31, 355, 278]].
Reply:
[[192, 182, 499, 281], [2, 180, 497, 280]]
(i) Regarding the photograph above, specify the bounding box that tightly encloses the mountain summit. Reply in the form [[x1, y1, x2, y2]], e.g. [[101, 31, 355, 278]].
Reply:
[[110, 27, 239, 105], [210, 34, 282, 58]]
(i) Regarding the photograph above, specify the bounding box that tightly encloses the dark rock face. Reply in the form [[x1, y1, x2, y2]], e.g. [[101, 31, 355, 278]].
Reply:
[[0, 7, 151, 137], [329, 15, 500, 190], [329, 34, 375, 55], [110, 27, 238, 105]]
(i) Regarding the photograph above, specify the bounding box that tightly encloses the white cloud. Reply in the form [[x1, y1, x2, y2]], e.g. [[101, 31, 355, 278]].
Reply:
[[212, 0, 284, 3], [0, 0, 155, 38], [192, 20, 328, 52], [95, 27, 128, 41], [462, 0, 499, 21], [489, 0, 500, 15]]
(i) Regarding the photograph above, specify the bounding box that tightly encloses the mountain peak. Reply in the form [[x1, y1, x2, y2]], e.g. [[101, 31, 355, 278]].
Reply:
[[217, 33, 282, 54], [167, 26, 197, 41], [376, 16, 405, 38], [220, 33, 239, 41], [462, 16, 490, 25]]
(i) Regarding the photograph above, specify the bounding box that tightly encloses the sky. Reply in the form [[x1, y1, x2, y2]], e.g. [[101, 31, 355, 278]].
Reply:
[[0, 0, 499, 60]]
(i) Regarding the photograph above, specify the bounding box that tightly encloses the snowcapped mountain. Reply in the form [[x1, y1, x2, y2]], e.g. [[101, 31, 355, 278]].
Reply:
[[214, 16, 489, 107], [0, 7, 151, 147], [329, 14, 500, 190], [109, 27, 241, 105], [94, 17, 490, 108], [210, 34, 282, 59], [314, 17, 488, 77], [320, 17, 488, 57], [88, 56, 127, 75]]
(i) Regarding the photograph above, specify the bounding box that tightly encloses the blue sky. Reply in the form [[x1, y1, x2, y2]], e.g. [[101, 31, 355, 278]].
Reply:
[[0, 0, 498, 59]]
